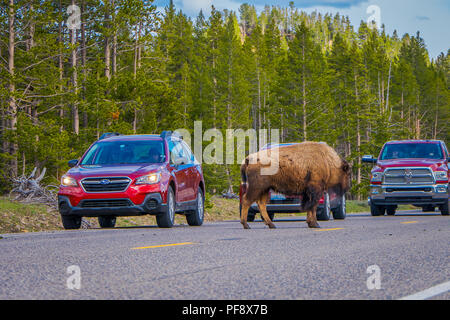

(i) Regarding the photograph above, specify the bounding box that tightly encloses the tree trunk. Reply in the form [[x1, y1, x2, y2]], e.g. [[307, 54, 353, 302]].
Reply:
[[71, 0, 79, 135], [8, 0, 18, 176], [81, 0, 88, 128]]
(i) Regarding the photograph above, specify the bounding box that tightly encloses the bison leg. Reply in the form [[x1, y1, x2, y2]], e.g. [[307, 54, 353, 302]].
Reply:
[[306, 205, 320, 228], [257, 192, 276, 229], [240, 194, 252, 229]]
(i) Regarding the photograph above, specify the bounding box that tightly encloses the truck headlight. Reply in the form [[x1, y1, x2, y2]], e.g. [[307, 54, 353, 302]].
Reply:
[[433, 171, 447, 181], [136, 172, 161, 185], [61, 175, 78, 187], [371, 172, 383, 183]]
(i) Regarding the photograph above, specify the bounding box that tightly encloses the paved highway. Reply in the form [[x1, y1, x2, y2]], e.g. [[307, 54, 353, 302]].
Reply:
[[0, 210, 448, 300]]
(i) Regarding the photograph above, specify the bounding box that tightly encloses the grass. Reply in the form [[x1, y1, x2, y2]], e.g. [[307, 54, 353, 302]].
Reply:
[[0, 195, 417, 234]]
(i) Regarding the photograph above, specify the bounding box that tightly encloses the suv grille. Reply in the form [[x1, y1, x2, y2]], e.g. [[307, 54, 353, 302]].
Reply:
[[81, 177, 131, 193], [383, 168, 434, 185], [80, 199, 132, 208]]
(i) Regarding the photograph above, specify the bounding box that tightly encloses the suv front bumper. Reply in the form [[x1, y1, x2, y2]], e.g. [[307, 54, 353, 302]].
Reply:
[[370, 184, 448, 206], [58, 193, 167, 217]]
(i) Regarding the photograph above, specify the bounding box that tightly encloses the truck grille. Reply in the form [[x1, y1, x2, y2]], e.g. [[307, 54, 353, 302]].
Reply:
[[80, 199, 132, 208], [81, 177, 131, 193], [383, 168, 434, 185]]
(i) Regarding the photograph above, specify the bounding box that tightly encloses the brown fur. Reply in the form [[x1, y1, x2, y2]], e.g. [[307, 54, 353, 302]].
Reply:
[[240, 142, 351, 229]]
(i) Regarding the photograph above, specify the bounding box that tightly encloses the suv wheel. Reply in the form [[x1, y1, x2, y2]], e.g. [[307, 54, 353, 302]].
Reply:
[[157, 186, 175, 228], [98, 216, 116, 228], [186, 188, 204, 226], [316, 193, 331, 221], [386, 206, 396, 216], [422, 205, 435, 212], [61, 215, 82, 230], [439, 198, 449, 216], [370, 202, 385, 216], [332, 195, 346, 220]]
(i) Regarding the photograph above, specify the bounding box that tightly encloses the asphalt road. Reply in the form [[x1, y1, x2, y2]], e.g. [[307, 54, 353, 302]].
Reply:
[[0, 210, 449, 300]]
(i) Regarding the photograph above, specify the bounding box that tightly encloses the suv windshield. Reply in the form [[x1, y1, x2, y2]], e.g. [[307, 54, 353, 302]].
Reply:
[[380, 143, 443, 160], [81, 140, 165, 165]]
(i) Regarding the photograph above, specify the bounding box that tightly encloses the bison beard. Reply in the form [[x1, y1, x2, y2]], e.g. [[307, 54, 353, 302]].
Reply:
[[240, 142, 351, 229]]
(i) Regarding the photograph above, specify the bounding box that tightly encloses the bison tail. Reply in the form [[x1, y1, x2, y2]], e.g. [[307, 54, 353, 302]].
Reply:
[[302, 185, 322, 211], [240, 157, 249, 185]]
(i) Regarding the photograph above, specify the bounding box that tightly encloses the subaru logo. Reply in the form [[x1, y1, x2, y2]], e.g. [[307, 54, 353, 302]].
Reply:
[[100, 179, 111, 185]]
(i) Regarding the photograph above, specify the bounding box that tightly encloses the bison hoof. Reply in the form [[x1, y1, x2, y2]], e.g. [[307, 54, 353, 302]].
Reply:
[[242, 223, 251, 230], [268, 223, 276, 229], [307, 223, 320, 229]]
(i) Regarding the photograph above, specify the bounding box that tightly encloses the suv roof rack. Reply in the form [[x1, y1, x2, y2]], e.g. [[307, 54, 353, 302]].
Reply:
[[99, 132, 122, 140]]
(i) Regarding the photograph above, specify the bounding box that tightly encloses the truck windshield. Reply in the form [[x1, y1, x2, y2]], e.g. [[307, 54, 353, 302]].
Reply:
[[81, 140, 165, 165], [380, 143, 443, 160]]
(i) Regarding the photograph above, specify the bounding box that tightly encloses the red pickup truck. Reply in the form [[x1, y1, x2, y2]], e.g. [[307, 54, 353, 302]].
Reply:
[[362, 140, 449, 216]]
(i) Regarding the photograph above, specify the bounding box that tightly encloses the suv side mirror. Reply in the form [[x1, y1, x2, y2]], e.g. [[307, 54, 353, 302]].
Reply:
[[171, 156, 186, 166], [68, 159, 78, 168], [362, 155, 377, 164]]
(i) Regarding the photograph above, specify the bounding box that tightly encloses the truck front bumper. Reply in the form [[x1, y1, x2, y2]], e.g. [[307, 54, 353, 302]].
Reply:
[[369, 184, 448, 206]]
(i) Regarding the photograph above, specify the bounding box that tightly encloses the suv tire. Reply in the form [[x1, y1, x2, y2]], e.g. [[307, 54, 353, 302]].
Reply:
[[98, 216, 116, 228], [386, 206, 396, 216], [332, 195, 346, 220], [61, 215, 82, 230], [439, 198, 449, 216], [370, 202, 385, 216], [157, 186, 175, 228], [317, 193, 331, 221], [186, 188, 204, 226]]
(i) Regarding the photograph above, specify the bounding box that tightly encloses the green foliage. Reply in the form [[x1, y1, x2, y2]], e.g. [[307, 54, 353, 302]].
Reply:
[[0, 2, 448, 200]]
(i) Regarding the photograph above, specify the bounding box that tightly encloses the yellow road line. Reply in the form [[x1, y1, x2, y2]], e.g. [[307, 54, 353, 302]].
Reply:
[[314, 228, 344, 232], [401, 221, 418, 224], [132, 242, 195, 250]]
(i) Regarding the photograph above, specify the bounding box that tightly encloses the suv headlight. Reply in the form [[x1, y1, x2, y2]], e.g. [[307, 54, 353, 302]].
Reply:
[[135, 172, 161, 185], [61, 175, 78, 187], [371, 172, 383, 182], [433, 171, 448, 181]]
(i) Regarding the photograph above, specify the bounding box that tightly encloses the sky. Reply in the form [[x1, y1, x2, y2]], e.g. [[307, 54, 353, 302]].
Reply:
[[153, 0, 450, 59]]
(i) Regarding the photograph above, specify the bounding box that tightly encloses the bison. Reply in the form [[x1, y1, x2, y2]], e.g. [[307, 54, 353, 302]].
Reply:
[[240, 142, 351, 229]]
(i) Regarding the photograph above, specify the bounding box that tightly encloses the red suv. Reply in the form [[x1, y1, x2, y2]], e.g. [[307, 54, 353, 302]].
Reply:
[[58, 132, 205, 229]]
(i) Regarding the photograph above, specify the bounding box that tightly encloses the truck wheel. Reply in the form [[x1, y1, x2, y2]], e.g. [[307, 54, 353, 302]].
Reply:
[[157, 186, 175, 228], [61, 215, 82, 230], [422, 205, 434, 212], [439, 198, 449, 216], [386, 206, 396, 216], [186, 188, 204, 226], [370, 203, 385, 216], [317, 193, 331, 221], [332, 195, 346, 220], [98, 216, 116, 228]]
